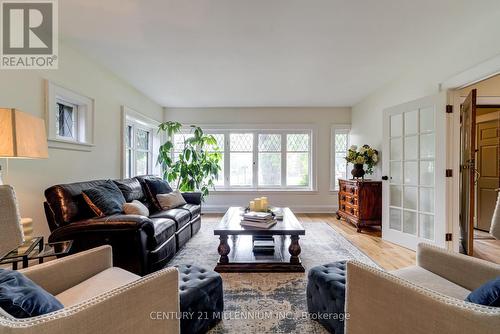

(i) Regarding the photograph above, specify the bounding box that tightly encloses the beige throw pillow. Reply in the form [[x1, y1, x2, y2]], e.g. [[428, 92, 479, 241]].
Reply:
[[123, 200, 149, 216], [156, 191, 187, 210]]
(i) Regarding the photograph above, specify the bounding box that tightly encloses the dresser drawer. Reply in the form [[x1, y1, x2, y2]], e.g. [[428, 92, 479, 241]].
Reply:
[[344, 203, 359, 217]]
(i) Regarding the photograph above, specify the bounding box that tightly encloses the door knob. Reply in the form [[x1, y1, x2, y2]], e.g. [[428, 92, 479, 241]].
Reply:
[[382, 176, 389, 180]]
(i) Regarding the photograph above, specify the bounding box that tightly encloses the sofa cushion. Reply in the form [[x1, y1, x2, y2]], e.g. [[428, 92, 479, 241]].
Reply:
[[150, 218, 177, 249], [0, 269, 63, 318], [55, 267, 140, 307], [178, 204, 201, 220], [150, 209, 191, 230], [45, 179, 108, 227], [113, 178, 145, 202], [157, 190, 187, 210], [82, 180, 126, 216], [142, 177, 173, 211], [391, 266, 471, 299], [466, 277, 500, 307], [123, 200, 149, 217]]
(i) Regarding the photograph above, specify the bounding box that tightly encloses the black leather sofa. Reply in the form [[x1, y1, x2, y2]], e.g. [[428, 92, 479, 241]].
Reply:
[[43, 175, 201, 276]]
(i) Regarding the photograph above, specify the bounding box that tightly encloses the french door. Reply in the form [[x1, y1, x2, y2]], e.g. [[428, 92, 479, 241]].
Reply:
[[382, 93, 447, 250]]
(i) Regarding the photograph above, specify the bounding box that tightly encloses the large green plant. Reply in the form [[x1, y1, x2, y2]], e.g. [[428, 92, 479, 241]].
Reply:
[[157, 121, 222, 199]]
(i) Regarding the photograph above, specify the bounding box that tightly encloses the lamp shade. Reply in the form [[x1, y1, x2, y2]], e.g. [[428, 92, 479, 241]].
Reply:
[[0, 108, 48, 158]]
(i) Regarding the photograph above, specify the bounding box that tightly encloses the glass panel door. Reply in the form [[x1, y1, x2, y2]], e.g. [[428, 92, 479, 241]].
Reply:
[[382, 92, 447, 250]]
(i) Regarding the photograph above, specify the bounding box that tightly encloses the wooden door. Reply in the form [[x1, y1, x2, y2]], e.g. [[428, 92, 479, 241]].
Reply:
[[459, 89, 477, 255], [476, 118, 500, 231]]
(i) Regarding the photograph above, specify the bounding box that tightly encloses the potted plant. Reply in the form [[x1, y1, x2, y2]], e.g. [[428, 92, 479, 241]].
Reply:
[[157, 121, 222, 199], [345, 145, 379, 179]]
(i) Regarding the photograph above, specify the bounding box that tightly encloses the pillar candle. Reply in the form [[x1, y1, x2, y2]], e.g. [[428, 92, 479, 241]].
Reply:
[[261, 197, 268, 211], [249, 201, 255, 211], [254, 198, 262, 211]]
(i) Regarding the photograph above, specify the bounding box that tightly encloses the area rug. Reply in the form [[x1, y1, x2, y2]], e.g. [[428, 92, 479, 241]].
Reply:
[[168, 221, 380, 333]]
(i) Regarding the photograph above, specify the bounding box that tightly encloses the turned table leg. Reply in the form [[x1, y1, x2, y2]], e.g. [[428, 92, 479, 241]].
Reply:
[[288, 235, 301, 264], [217, 235, 231, 264]]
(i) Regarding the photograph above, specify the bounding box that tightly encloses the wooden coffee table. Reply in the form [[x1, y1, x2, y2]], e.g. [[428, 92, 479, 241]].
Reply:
[[213, 207, 305, 273]]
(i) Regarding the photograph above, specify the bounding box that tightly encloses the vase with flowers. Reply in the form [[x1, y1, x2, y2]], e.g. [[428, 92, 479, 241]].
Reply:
[[345, 145, 379, 179]]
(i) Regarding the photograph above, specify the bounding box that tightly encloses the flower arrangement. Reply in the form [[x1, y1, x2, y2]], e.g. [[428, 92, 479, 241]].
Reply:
[[345, 144, 379, 175]]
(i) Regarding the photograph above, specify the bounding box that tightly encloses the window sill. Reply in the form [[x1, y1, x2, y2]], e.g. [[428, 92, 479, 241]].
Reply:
[[211, 188, 318, 195], [48, 138, 94, 152]]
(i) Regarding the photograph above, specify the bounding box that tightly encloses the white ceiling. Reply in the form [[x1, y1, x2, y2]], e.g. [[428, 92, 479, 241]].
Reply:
[[60, 0, 500, 107]]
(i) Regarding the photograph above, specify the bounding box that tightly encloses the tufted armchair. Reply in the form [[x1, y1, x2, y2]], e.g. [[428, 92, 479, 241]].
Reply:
[[346, 244, 500, 334], [0, 246, 180, 334]]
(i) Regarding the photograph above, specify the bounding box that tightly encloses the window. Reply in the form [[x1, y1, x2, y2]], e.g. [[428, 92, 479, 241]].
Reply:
[[123, 107, 161, 179], [199, 128, 313, 191], [331, 127, 350, 191], [56, 101, 77, 140], [125, 123, 153, 178], [46, 80, 94, 151]]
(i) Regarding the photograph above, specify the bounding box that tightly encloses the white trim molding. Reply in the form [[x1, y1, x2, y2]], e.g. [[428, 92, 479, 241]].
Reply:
[[440, 53, 500, 90], [202, 204, 337, 214]]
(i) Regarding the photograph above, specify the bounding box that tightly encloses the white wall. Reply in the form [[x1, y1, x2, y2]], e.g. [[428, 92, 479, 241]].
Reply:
[[350, 15, 500, 177], [164, 107, 350, 213], [0, 43, 163, 238]]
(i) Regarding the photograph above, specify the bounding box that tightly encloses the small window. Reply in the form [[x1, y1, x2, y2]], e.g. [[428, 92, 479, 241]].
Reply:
[[286, 133, 310, 187], [332, 127, 350, 190], [56, 101, 77, 140], [230, 133, 254, 186], [46, 80, 94, 151]]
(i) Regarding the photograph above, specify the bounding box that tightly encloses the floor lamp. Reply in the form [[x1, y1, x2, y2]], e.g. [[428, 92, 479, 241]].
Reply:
[[0, 108, 48, 256]]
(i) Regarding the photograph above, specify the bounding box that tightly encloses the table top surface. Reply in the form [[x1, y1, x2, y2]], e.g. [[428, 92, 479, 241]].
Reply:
[[214, 207, 305, 235]]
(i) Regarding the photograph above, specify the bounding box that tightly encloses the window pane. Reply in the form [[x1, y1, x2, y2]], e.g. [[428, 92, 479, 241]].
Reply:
[[259, 152, 281, 186], [287, 152, 309, 186], [335, 133, 348, 152], [287, 134, 309, 151], [230, 152, 252, 186], [230, 133, 253, 151], [205, 133, 224, 151], [335, 152, 347, 188], [136, 129, 150, 150], [174, 133, 194, 152], [126, 126, 132, 148], [56, 103, 75, 138], [136, 151, 149, 175], [213, 153, 225, 187], [259, 134, 281, 151]]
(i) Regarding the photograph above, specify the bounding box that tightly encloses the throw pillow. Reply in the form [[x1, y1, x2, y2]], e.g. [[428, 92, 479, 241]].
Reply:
[[143, 177, 173, 210], [466, 277, 500, 307], [157, 190, 187, 210], [113, 179, 144, 202], [123, 200, 150, 216], [0, 269, 63, 318], [82, 180, 126, 216]]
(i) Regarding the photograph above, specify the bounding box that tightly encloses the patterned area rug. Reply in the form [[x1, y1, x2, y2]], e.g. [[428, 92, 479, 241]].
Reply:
[[168, 221, 379, 333]]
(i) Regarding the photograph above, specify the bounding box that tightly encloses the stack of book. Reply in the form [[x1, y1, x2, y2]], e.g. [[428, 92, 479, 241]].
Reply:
[[240, 211, 277, 229]]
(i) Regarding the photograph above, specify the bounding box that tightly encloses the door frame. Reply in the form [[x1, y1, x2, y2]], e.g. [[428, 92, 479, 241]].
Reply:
[[448, 93, 500, 252]]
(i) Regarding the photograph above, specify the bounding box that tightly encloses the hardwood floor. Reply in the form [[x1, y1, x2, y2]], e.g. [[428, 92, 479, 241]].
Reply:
[[203, 213, 416, 271], [473, 230, 500, 264]]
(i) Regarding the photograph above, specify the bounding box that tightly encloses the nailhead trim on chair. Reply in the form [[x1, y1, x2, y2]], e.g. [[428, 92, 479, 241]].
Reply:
[[348, 261, 500, 315], [0, 267, 179, 328]]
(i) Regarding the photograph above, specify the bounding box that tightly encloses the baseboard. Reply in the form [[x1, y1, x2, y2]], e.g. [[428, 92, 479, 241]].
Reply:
[[202, 204, 337, 214]]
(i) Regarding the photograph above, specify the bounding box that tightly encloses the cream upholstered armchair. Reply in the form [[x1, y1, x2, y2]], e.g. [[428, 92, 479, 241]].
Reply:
[[345, 243, 500, 334], [0, 246, 179, 334]]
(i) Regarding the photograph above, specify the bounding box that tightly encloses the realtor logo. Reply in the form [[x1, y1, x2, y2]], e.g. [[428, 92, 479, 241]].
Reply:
[[1, 0, 58, 69]]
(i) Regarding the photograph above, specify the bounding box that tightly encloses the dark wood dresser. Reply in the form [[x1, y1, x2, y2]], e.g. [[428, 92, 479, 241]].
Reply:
[[336, 179, 382, 232]]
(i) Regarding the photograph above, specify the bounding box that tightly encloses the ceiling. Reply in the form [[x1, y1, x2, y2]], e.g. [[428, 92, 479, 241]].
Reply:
[[60, 0, 500, 107]]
